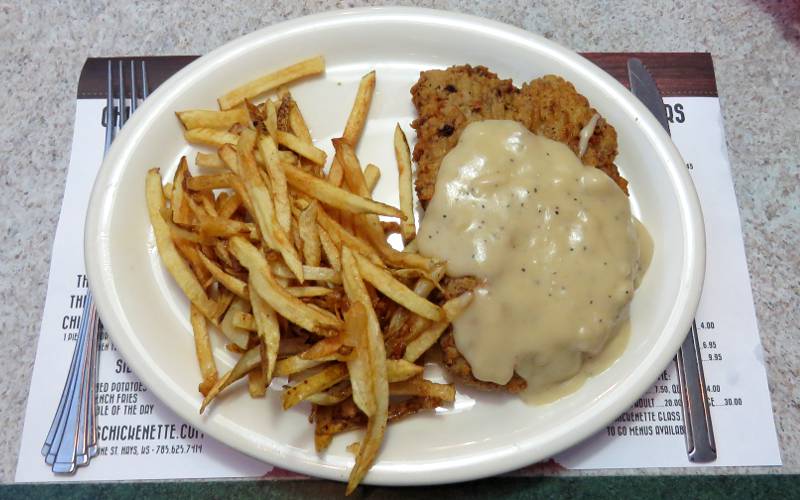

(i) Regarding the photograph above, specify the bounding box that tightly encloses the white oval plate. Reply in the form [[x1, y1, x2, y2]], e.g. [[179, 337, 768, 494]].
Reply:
[[86, 7, 704, 486]]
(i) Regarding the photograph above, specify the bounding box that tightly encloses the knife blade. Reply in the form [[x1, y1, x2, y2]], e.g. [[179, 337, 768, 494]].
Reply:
[[627, 58, 717, 463]]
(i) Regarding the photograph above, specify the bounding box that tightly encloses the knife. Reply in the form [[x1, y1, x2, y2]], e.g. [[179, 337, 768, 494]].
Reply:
[[627, 58, 717, 463]]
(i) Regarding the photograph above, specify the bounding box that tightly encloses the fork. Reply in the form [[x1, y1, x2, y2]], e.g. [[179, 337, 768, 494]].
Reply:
[[42, 59, 149, 473]]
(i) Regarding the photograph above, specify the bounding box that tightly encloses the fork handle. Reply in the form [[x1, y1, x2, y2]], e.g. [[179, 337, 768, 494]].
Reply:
[[43, 292, 99, 472]]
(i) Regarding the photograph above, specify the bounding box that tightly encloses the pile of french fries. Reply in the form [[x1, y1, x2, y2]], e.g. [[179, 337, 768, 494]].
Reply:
[[144, 56, 472, 493]]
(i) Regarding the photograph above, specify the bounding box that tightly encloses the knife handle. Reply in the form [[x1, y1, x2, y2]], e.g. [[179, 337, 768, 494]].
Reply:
[[675, 320, 717, 462]]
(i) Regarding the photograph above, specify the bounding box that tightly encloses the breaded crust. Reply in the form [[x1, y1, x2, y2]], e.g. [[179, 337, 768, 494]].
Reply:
[[411, 65, 627, 393], [411, 65, 625, 205]]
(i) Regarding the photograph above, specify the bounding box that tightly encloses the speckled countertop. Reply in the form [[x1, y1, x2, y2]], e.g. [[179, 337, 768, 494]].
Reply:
[[1, 0, 797, 484]]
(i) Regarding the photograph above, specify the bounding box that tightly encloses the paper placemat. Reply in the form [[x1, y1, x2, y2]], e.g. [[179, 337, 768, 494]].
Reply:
[[15, 53, 781, 482]]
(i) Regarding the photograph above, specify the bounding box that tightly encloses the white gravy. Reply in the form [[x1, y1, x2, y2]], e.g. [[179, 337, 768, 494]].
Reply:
[[417, 120, 649, 403]]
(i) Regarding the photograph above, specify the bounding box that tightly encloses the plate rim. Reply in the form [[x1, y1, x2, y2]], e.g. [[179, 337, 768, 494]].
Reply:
[[85, 6, 705, 486]]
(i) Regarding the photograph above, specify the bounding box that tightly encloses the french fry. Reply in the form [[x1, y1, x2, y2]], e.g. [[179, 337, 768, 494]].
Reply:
[[270, 262, 342, 284], [264, 99, 278, 139], [197, 252, 248, 298], [275, 95, 291, 132], [386, 359, 425, 382], [171, 157, 193, 225], [237, 130, 304, 281], [145, 169, 216, 319], [213, 239, 237, 270], [184, 128, 239, 148], [343, 303, 373, 416], [390, 377, 456, 402], [275, 130, 327, 165], [340, 247, 389, 494], [278, 150, 299, 165], [327, 160, 344, 187], [300, 334, 349, 361], [215, 190, 230, 208], [218, 56, 325, 110], [298, 201, 322, 267], [197, 220, 252, 239], [190, 304, 218, 395], [147, 59, 474, 493], [248, 367, 267, 397], [290, 215, 304, 251], [187, 173, 235, 191], [332, 139, 432, 271], [258, 135, 292, 234], [219, 296, 252, 349], [306, 391, 349, 406], [195, 152, 227, 169], [316, 208, 382, 266], [403, 293, 474, 362], [342, 71, 376, 145], [317, 226, 342, 272], [380, 221, 401, 235], [229, 236, 342, 335], [314, 405, 335, 451], [177, 108, 250, 130], [275, 355, 325, 377], [218, 143, 241, 174], [364, 164, 380, 194], [218, 192, 243, 219], [231, 311, 256, 331], [353, 252, 443, 321], [213, 287, 235, 324], [286, 286, 332, 298], [282, 363, 349, 410], [305, 358, 422, 406], [289, 100, 312, 143], [198, 192, 218, 216], [168, 221, 212, 245], [386, 264, 446, 341], [284, 163, 404, 218], [174, 239, 212, 285], [393, 125, 416, 243], [278, 336, 313, 357], [200, 346, 260, 413], [250, 275, 280, 383]]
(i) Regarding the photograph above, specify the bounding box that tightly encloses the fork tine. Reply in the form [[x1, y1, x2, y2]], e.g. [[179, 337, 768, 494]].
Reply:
[[130, 60, 138, 114], [118, 60, 126, 128], [141, 60, 149, 99]]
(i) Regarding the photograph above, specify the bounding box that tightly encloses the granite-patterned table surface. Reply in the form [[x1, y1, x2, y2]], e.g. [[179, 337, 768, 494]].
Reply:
[[1, 0, 797, 488]]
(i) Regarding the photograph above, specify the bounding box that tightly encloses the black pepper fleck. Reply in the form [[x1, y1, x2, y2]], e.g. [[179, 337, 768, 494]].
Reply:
[[439, 124, 455, 137]]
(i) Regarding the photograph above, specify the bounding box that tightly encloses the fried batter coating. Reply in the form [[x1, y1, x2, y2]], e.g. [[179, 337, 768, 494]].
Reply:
[[411, 65, 625, 205], [411, 65, 628, 392]]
